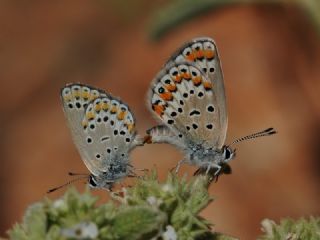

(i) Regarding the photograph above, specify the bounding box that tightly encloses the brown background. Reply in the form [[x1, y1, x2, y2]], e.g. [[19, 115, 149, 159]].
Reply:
[[1, 1, 319, 239]]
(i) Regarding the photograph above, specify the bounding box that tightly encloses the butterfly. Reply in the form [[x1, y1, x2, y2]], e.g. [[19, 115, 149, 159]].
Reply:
[[144, 37, 276, 180], [49, 83, 142, 192]]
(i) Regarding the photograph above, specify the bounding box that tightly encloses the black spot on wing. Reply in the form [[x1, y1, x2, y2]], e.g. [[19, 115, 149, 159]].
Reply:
[[206, 124, 213, 130], [207, 105, 215, 112], [189, 110, 201, 116]]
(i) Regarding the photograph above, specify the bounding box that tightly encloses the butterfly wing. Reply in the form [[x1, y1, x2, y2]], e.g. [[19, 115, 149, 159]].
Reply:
[[147, 37, 227, 149], [61, 83, 141, 176]]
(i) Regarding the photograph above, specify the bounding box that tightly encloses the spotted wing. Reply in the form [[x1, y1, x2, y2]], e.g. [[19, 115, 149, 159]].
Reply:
[[148, 61, 222, 148], [169, 37, 227, 148], [61, 83, 141, 176], [147, 37, 227, 149]]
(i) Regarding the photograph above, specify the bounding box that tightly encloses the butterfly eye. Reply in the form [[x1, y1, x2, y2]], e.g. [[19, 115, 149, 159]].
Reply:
[[225, 148, 231, 159], [89, 175, 97, 187]]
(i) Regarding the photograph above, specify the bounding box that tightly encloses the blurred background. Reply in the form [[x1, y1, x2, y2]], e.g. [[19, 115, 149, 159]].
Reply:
[[1, 0, 319, 239]]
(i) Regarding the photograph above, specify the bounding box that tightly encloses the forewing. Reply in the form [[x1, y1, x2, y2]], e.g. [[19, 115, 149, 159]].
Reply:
[[61, 83, 140, 176], [168, 37, 227, 148], [148, 61, 223, 148]]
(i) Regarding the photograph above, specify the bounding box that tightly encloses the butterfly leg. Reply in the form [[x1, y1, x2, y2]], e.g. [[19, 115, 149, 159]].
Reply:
[[214, 165, 222, 176], [128, 170, 138, 178], [205, 163, 221, 175], [133, 167, 149, 173], [128, 170, 145, 180], [174, 159, 186, 173], [127, 163, 148, 172]]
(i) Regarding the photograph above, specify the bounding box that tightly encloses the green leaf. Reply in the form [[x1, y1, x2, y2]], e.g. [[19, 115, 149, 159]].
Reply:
[[8, 203, 47, 240], [259, 217, 320, 240], [111, 206, 167, 239], [5, 172, 237, 239]]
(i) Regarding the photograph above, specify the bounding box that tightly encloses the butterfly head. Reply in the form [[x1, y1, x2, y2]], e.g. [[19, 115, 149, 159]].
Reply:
[[193, 146, 234, 182], [88, 162, 130, 191]]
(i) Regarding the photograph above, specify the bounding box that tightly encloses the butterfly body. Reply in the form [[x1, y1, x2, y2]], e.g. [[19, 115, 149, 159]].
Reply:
[[185, 143, 233, 167], [60, 83, 142, 190], [146, 37, 275, 177], [146, 124, 235, 175]]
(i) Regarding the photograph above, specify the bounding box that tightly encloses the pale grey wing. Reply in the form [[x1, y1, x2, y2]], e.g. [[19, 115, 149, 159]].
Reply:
[[61, 83, 141, 176], [81, 96, 141, 173], [61, 83, 108, 176], [147, 61, 221, 149], [168, 37, 227, 148]]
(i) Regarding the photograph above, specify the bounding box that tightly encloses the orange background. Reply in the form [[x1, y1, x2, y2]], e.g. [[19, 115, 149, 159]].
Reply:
[[1, 1, 319, 239]]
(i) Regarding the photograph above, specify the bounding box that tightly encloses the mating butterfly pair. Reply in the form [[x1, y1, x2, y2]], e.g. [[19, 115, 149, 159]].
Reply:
[[50, 37, 276, 192]]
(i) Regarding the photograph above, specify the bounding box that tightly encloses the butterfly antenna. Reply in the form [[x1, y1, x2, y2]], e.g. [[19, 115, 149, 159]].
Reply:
[[68, 172, 88, 176], [47, 175, 89, 193], [229, 127, 277, 147]]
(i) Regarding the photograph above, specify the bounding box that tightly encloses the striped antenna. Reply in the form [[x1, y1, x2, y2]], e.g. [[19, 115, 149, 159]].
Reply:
[[47, 175, 89, 193], [228, 128, 277, 147]]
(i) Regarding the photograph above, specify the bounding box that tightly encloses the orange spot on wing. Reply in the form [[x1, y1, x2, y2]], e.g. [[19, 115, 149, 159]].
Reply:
[[166, 84, 177, 92], [152, 104, 165, 116], [203, 81, 213, 90], [117, 111, 126, 120], [160, 92, 173, 101], [126, 123, 134, 133], [81, 91, 90, 99], [81, 120, 88, 127], [86, 111, 95, 120], [192, 76, 202, 86], [94, 103, 102, 112], [72, 90, 80, 98], [89, 91, 99, 101], [196, 50, 204, 58], [182, 73, 191, 80], [205, 50, 215, 59], [111, 106, 118, 114], [101, 103, 109, 110], [63, 94, 72, 102], [174, 75, 182, 83], [89, 94, 98, 101], [186, 53, 195, 61]]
